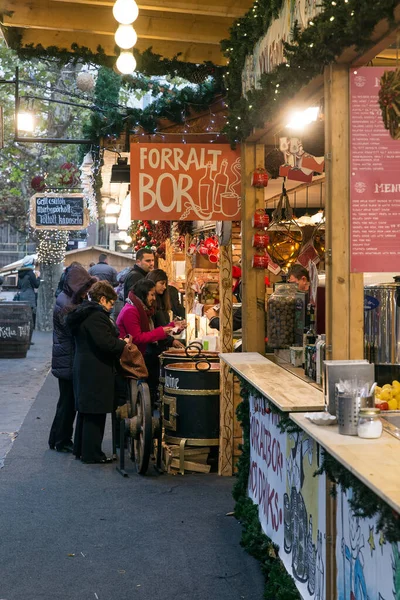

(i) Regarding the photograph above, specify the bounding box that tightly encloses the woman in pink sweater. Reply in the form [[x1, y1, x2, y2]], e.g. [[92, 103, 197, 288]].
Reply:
[[117, 279, 174, 404], [116, 279, 173, 355]]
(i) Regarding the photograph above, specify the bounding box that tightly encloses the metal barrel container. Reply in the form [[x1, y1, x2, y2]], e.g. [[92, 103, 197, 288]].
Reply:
[[0, 301, 32, 358], [163, 361, 220, 445], [364, 278, 400, 365], [159, 348, 219, 384]]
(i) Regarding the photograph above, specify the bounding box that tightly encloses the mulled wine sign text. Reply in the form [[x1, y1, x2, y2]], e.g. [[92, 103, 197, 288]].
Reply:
[[29, 193, 89, 231], [350, 67, 400, 272], [130, 143, 241, 221]]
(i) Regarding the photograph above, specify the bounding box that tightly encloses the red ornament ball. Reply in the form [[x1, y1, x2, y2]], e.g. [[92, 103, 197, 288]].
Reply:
[[31, 175, 45, 192], [59, 162, 79, 186]]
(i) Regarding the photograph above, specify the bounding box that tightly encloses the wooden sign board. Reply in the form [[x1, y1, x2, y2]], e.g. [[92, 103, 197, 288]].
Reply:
[[130, 143, 241, 221], [29, 193, 89, 230]]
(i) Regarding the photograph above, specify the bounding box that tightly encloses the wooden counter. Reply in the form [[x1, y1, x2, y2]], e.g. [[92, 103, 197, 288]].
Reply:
[[219, 352, 325, 412], [290, 412, 400, 514]]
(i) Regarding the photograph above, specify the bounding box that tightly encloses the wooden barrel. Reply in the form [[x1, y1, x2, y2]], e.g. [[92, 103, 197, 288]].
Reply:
[[163, 362, 220, 445], [0, 302, 32, 358]]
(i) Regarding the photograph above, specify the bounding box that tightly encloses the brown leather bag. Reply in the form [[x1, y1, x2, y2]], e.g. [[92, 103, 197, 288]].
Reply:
[[119, 335, 148, 379]]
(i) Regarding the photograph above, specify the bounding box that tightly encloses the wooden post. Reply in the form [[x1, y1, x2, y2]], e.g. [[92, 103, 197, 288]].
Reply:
[[165, 238, 173, 282], [184, 233, 195, 315], [241, 143, 266, 353], [325, 478, 337, 600], [218, 238, 234, 476], [324, 65, 364, 361]]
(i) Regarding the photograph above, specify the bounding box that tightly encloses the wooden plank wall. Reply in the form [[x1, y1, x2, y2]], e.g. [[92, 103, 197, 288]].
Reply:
[[324, 64, 364, 361], [241, 143, 266, 353]]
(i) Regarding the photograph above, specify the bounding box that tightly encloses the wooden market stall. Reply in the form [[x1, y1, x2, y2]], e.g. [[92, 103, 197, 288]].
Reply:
[[221, 1, 400, 598]]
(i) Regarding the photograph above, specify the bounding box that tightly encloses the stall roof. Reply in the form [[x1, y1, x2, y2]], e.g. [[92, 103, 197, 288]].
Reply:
[[0, 254, 37, 276], [0, 0, 254, 66], [65, 245, 135, 262]]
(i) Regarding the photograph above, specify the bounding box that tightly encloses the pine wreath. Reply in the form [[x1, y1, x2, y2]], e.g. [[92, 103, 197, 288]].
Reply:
[[379, 69, 400, 140]]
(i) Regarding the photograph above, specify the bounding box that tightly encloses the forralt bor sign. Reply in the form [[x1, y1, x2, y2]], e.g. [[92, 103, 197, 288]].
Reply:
[[130, 143, 241, 221]]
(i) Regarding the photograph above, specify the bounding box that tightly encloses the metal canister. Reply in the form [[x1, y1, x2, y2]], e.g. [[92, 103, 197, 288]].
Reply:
[[159, 349, 219, 384], [336, 394, 374, 436], [364, 277, 400, 365]]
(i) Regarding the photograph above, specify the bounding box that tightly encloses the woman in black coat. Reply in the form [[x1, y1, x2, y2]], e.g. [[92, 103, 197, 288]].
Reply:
[[49, 264, 97, 452], [67, 281, 126, 464]]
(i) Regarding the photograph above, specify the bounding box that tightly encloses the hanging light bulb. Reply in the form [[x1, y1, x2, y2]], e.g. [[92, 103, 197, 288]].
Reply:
[[105, 198, 121, 215], [17, 112, 35, 132], [124, 235, 132, 243], [118, 230, 128, 239], [113, 0, 139, 24], [116, 51, 137, 75], [115, 24, 138, 49]]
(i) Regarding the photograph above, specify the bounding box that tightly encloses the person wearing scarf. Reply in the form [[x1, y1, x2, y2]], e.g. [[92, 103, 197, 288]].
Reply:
[[116, 279, 174, 406]]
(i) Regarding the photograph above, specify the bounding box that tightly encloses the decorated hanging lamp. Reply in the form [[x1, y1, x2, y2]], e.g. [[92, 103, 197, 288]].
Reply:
[[266, 183, 303, 271], [312, 218, 326, 261]]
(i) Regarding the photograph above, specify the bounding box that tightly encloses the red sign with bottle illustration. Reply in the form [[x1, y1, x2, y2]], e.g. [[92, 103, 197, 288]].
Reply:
[[130, 143, 241, 221]]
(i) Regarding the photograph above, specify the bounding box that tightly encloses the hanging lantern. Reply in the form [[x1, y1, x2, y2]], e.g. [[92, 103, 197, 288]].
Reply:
[[313, 222, 326, 261], [76, 72, 95, 92], [251, 166, 269, 188], [265, 148, 285, 179], [266, 184, 303, 271]]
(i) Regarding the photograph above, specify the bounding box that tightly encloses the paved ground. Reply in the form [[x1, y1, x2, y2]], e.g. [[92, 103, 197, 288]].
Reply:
[[0, 330, 52, 467], [0, 335, 264, 600]]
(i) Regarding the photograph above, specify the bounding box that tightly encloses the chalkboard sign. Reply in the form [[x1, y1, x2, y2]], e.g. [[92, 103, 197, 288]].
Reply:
[[30, 193, 89, 230]]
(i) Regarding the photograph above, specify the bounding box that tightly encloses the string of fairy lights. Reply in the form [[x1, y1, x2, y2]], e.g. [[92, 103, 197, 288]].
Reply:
[[36, 230, 70, 265]]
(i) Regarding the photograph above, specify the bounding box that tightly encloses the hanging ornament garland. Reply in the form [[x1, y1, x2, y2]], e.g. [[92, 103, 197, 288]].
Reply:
[[153, 221, 171, 245], [379, 68, 400, 140], [128, 220, 158, 252], [36, 230, 69, 265], [80, 151, 98, 222]]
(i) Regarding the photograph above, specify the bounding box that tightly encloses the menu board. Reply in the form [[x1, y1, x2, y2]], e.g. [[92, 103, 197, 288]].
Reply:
[[29, 193, 89, 230], [350, 67, 400, 272]]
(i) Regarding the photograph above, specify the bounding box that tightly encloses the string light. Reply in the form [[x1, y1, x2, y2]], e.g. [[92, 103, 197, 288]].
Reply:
[[37, 230, 69, 265]]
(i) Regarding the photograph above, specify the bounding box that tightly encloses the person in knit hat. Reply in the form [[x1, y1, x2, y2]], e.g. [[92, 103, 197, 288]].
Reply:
[[48, 264, 97, 453]]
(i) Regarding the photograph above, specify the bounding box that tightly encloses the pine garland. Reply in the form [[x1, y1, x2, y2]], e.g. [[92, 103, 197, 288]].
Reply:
[[314, 452, 400, 543], [13, 43, 224, 143], [222, 0, 399, 144], [15, 42, 223, 85]]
